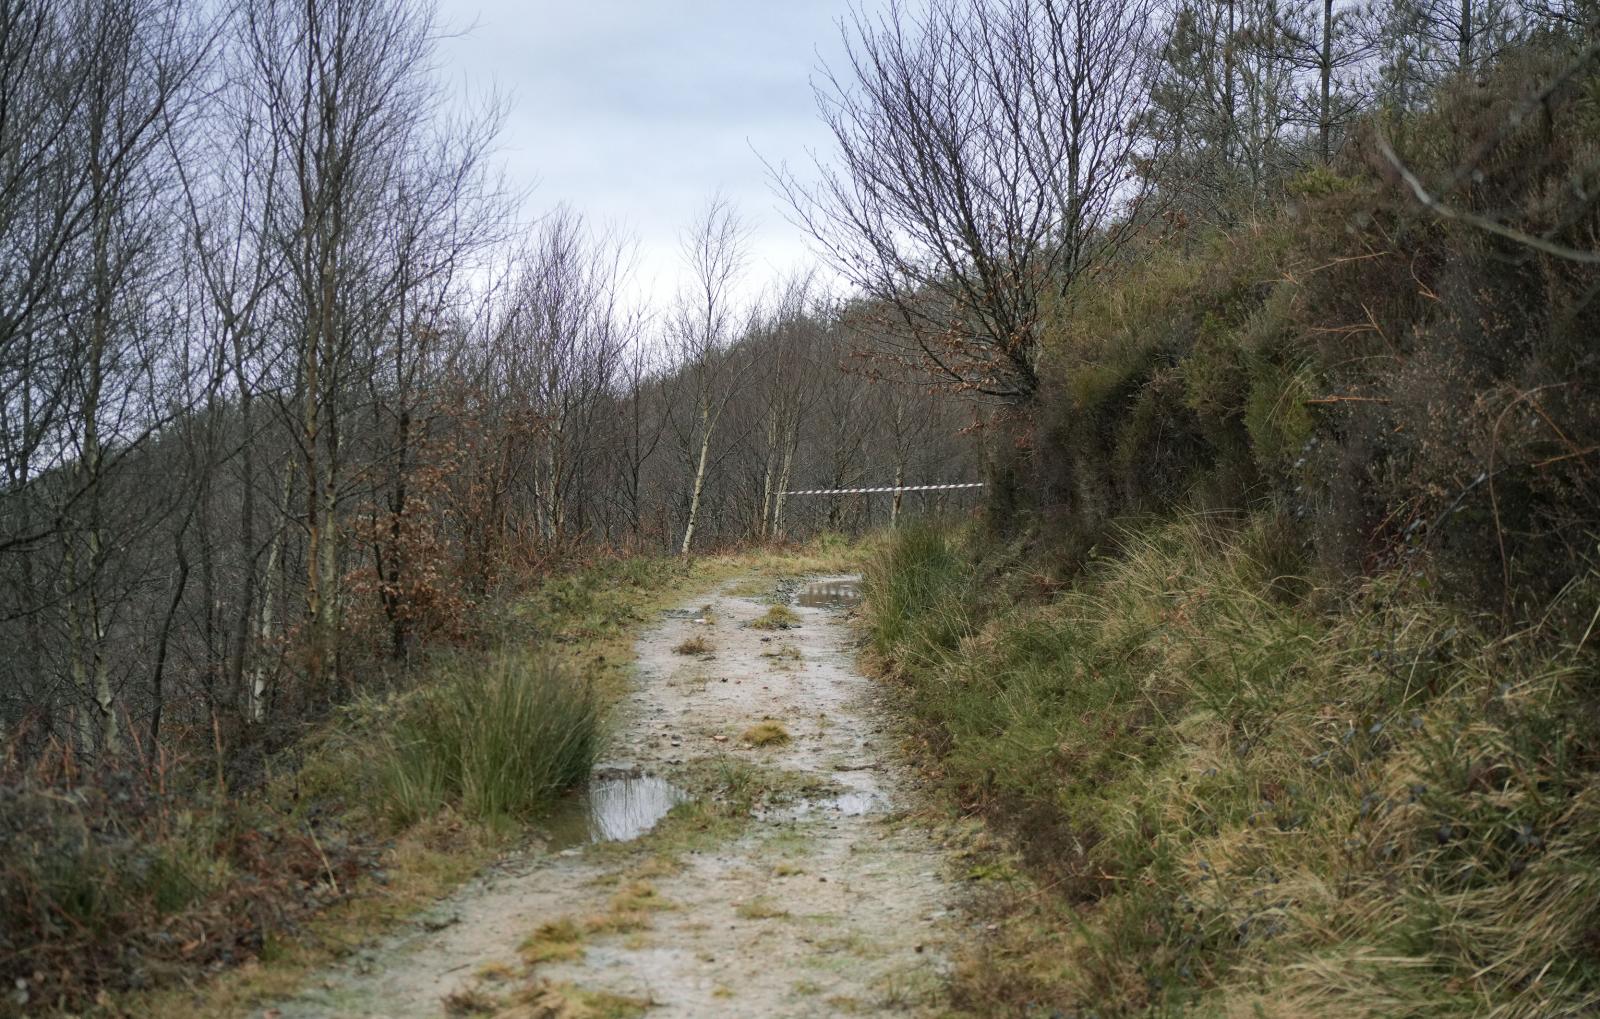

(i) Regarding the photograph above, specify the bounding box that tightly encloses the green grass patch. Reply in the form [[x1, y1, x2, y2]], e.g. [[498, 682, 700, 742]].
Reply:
[[379, 652, 601, 825]]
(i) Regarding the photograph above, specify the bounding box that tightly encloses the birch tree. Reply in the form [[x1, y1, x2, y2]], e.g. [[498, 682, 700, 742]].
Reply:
[[670, 196, 750, 555]]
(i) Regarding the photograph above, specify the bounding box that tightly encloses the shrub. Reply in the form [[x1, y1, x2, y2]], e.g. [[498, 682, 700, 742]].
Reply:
[[380, 653, 602, 825], [0, 766, 362, 1013]]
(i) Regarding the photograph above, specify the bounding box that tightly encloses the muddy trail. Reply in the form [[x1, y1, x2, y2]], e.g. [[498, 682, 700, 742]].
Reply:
[[264, 575, 957, 1018]]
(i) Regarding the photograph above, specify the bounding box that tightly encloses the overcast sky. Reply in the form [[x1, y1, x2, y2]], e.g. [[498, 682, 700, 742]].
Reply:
[[437, 0, 859, 309]]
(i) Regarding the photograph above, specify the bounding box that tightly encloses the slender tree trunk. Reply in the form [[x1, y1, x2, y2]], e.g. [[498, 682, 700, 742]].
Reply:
[[890, 463, 905, 528], [680, 412, 712, 555], [302, 321, 325, 681], [758, 407, 780, 539], [1223, 0, 1238, 170], [388, 407, 411, 661], [70, 185, 119, 755], [1319, 0, 1333, 162], [248, 512, 286, 725], [149, 515, 194, 749], [773, 436, 796, 540], [228, 365, 256, 708]]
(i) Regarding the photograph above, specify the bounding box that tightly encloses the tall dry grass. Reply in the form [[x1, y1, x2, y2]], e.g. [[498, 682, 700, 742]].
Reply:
[[868, 516, 1600, 1016]]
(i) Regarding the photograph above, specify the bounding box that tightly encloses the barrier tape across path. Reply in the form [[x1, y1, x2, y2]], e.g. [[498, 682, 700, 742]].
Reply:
[[781, 482, 985, 497]]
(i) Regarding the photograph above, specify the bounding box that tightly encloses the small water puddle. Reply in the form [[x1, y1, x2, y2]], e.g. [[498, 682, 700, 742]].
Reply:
[[797, 579, 861, 608], [543, 768, 685, 850], [759, 788, 886, 822]]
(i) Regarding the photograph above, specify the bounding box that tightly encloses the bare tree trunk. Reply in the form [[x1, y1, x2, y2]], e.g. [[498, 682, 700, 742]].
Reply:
[[772, 436, 796, 539], [671, 195, 750, 555], [680, 416, 713, 555], [1320, 0, 1333, 162], [247, 518, 285, 724], [890, 465, 905, 527], [246, 458, 292, 725], [758, 410, 778, 540], [69, 149, 120, 755], [149, 509, 196, 748]]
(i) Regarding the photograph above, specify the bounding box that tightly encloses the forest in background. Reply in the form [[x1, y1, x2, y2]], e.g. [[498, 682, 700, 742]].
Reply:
[[2, 0, 1597, 1011], [0, 0, 978, 773]]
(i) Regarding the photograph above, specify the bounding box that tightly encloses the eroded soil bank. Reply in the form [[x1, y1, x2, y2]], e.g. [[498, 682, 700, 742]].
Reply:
[[263, 574, 956, 1018]]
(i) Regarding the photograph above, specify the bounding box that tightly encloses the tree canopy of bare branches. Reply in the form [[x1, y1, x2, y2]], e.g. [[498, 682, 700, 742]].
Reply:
[[775, 0, 1159, 403]]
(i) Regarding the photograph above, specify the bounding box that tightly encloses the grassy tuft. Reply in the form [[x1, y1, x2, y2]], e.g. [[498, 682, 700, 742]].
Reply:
[[673, 634, 714, 656], [863, 521, 974, 663], [379, 652, 602, 825], [740, 720, 791, 747], [608, 880, 670, 914], [760, 642, 803, 662], [735, 896, 790, 920], [748, 604, 800, 630], [520, 917, 585, 964]]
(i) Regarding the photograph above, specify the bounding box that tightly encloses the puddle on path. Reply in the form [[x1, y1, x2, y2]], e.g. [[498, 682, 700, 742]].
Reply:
[[797, 579, 861, 609], [543, 769, 685, 850], [759, 789, 885, 822]]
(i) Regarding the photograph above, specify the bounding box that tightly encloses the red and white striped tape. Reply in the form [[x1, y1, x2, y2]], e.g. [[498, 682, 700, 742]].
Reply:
[[781, 482, 985, 497]]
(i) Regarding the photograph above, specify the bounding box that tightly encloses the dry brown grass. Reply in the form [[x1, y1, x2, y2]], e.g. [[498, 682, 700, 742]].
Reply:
[[747, 605, 800, 630], [740, 720, 791, 747], [673, 634, 714, 655]]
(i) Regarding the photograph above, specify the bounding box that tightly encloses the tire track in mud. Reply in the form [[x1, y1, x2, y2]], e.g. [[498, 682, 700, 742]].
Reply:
[[264, 574, 955, 1018]]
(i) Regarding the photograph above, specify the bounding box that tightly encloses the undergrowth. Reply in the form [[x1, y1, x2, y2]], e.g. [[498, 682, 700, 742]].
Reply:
[[868, 519, 1600, 1017], [0, 553, 689, 1017]]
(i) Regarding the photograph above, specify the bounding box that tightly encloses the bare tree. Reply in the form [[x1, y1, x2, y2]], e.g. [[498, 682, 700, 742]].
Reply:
[[775, 0, 1158, 403], [244, 0, 455, 686], [752, 273, 825, 540], [669, 195, 751, 555], [610, 324, 668, 545], [54, 0, 206, 753], [513, 210, 634, 544]]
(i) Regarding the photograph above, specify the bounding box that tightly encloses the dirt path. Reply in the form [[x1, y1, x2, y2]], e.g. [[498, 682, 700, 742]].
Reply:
[[265, 574, 955, 1018]]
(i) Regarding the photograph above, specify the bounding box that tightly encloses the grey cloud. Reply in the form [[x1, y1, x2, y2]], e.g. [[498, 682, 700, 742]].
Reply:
[[440, 0, 855, 303]]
